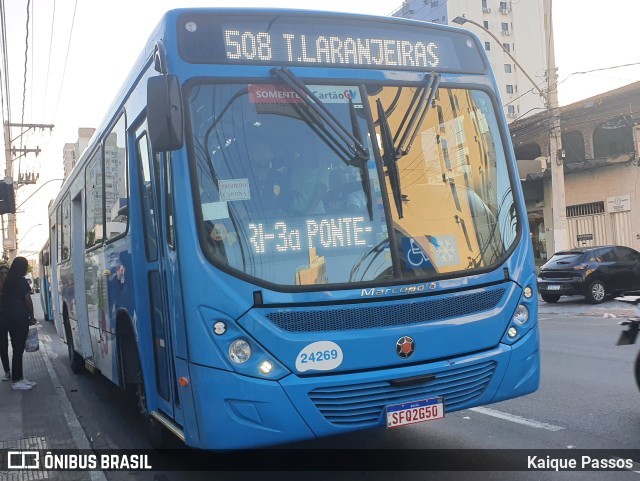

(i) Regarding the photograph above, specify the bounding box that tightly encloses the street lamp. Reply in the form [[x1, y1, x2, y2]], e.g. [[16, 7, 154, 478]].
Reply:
[[18, 223, 43, 251], [16, 178, 64, 211], [452, 8, 568, 253], [452, 16, 547, 104]]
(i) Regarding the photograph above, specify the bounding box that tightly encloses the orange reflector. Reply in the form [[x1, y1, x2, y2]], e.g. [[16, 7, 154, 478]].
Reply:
[[178, 377, 189, 387]]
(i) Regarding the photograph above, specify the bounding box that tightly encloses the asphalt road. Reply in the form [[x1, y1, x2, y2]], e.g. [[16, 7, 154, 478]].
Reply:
[[35, 294, 640, 481]]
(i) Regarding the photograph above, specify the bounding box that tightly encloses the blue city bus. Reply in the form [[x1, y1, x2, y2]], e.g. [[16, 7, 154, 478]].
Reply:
[[47, 8, 539, 450], [38, 239, 54, 322]]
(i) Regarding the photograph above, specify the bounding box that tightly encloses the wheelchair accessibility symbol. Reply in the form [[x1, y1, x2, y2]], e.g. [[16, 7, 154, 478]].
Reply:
[[403, 237, 434, 270]]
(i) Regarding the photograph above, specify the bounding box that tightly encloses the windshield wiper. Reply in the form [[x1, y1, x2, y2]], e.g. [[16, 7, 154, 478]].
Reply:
[[272, 67, 369, 161], [376, 99, 404, 218], [348, 98, 373, 220], [375, 73, 440, 219], [394, 73, 441, 156], [271, 67, 374, 220]]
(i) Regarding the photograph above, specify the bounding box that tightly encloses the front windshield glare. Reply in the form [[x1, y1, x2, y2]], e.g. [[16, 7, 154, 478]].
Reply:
[[188, 82, 517, 288]]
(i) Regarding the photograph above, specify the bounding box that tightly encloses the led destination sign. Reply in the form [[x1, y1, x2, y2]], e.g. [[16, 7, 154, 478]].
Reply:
[[248, 216, 373, 254], [177, 14, 485, 73], [224, 30, 441, 69]]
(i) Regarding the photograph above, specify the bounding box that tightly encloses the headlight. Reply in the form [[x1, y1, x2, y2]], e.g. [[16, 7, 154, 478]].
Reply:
[[229, 339, 252, 364], [512, 304, 529, 326], [259, 360, 274, 375]]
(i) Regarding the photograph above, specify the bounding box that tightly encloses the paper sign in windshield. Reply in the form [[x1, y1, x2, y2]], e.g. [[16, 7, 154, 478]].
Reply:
[[202, 201, 229, 220], [219, 179, 250, 201]]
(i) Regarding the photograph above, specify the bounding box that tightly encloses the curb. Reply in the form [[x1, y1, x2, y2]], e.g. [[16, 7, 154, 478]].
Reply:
[[39, 337, 109, 481]]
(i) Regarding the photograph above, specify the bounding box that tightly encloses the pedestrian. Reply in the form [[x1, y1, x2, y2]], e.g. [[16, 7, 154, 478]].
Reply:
[[0, 263, 11, 381], [1, 257, 37, 390]]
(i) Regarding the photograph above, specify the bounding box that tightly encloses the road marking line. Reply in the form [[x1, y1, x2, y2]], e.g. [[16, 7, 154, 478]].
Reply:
[[470, 406, 565, 431]]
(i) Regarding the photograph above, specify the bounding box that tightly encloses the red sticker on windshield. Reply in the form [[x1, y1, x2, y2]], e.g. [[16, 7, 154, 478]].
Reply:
[[249, 84, 303, 104]]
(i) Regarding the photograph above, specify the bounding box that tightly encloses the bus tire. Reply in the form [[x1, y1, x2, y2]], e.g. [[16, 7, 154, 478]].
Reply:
[[129, 350, 174, 449], [64, 321, 85, 374]]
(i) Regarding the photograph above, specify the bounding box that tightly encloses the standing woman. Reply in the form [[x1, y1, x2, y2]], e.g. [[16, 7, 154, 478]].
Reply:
[[0, 264, 11, 381], [2, 257, 37, 390]]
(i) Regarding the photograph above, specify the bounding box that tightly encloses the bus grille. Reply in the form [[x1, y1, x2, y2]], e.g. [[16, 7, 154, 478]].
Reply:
[[265, 288, 505, 332], [309, 361, 496, 427]]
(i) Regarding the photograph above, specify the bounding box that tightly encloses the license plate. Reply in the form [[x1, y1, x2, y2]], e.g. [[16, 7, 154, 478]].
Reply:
[[386, 397, 444, 428], [547, 285, 561, 290]]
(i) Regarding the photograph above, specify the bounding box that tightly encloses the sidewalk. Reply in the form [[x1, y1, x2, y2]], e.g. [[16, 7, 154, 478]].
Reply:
[[0, 323, 106, 481], [537, 295, 637, 318]]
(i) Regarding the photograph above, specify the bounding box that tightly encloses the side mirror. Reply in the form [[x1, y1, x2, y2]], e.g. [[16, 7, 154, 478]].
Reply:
[[147, 75, 184, 152]]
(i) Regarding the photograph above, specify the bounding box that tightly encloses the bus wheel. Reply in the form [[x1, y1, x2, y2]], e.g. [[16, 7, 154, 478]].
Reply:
[[134, 365, 174, 449], [64, 322, 85, 374]]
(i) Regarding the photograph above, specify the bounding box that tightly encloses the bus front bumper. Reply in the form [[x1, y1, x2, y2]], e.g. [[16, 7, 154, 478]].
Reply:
[[187, 326, 539, 450]]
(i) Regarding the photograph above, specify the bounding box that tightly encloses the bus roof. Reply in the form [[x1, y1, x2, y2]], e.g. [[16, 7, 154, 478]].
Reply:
[[50, 8, 488, 213]]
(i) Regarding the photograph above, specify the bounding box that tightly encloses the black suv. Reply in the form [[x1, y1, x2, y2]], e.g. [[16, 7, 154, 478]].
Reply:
[[537, 245, 640, 304]]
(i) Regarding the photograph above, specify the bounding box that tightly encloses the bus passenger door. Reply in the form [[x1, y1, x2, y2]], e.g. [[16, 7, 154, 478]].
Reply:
[[71, 193, 93, 362], [135, 124, 181, 424], [154, 149, 185, 428]]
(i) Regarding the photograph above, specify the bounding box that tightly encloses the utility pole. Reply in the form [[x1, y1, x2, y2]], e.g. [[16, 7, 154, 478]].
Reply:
[[544, 0, 568, 253], [3, 121, 54, 261]]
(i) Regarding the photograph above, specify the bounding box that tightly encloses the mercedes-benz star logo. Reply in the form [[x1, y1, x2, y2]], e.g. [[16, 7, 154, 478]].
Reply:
[[396, 336, 415, 358]]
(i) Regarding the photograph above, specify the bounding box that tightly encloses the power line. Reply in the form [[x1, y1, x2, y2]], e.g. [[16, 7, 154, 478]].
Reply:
[[41, 0, 56, 123], [0, 2, 6, 122], [503, 87, 535, 108], [52, 0, 78, 122], [0, 0, 12, 128], [19, 0, 32, 177], [29, 0, 33, 122], [554, 61, 640, 90]]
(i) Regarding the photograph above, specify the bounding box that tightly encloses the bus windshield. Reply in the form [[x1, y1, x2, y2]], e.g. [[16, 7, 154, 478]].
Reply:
[[188, 81, 517, 288]]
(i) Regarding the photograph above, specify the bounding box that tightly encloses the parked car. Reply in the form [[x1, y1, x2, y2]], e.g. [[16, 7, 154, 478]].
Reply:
[[537, 245, 640, 304]]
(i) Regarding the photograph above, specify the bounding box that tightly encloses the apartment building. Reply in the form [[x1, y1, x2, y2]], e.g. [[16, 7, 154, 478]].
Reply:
[[63, 127, 95, 180], [392, 0, 547, 122]]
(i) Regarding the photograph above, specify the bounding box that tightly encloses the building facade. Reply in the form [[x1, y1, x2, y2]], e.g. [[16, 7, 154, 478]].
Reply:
[[392, 0, 547, 122], [512, 82, 640, 268], [63, 127, 95, 180]]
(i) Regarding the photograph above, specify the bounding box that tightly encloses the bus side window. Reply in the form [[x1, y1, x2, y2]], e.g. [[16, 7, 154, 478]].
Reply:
[[137, 133, 158, 261], [164, 153, 175, 249], [56, 205, 63, 262], [62, 195, 71, 260], [85, 151, 104, 249], [105, 115, 128, 240]]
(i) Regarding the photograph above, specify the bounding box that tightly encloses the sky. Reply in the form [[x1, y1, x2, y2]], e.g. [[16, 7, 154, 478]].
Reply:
[[2, 0, 639, 257]]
